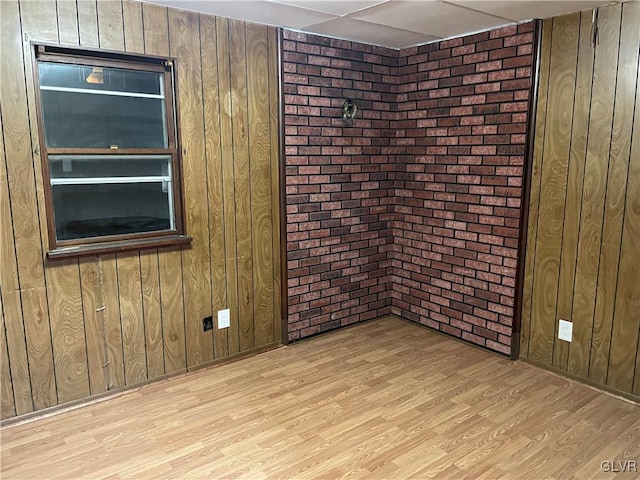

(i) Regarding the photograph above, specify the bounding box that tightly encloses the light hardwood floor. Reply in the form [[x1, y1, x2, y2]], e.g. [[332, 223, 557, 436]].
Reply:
[[1, 317, 639, 479]]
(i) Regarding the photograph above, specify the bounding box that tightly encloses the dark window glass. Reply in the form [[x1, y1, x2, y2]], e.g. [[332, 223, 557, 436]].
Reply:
[[39, 62, 167, 149], [52, 182, 172, 241]]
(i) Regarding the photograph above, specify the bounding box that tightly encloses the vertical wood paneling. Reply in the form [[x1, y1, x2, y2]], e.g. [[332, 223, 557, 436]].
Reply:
[[268, 28, 282, 343], [200, 14, 229, 359], [0, 290, 30, 416], [140, 253, 164, 378], [79, 258, 107, 394], [0, 293, 17, 419], [0, 94, 33, 417], [169, 9, 213, 368], [217, 16, 241, 356], [96, 0, 125, 50], [230, 19, 255, 352], [589, 4, 639, 384], [122, 0, 144, 53], [21, 0, 90, 405], [247, 23, 275, 347], [158, 248, 186, 374], [521, 20, 552, 358], [1, 0, 56, 411], [528, 14, 579, 365], [123, 0, 163, 380], [100, 255, 125, 389], [46, 260, 90, 403], [142, 2, 187, 376], [522, 3, 640, 399], [77, 0, 99, 48], [568, 5, 621, 378], [553, 11, 594, 371], [142, 3, 169, 56], [0, 1, 281, 420], [55, 0, 79, 45], [117, 253, 147, 385], [607, 27, 640, 392]]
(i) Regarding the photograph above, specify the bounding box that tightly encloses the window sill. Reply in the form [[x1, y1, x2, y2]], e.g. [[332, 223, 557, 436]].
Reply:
[[47, 234, 193, 260]]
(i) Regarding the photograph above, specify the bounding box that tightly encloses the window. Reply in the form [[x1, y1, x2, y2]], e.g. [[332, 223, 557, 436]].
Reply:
[[34, 44, 191, 258]]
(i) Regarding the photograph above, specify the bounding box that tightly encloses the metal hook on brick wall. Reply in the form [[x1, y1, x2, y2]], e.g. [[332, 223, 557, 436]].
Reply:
[[342, 99, 358, 126]]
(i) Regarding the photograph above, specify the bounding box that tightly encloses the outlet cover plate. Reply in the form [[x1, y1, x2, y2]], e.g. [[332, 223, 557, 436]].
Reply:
[[558, 319, 573, 342], [218, 309, 230, 329]]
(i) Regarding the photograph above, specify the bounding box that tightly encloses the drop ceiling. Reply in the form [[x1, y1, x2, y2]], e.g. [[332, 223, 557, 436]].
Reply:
[[143, 0, 626, 49]]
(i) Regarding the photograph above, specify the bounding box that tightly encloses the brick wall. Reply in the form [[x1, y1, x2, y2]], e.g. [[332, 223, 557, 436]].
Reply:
[[282, 23, 534, 354], [282, 31, 398, 341], [391, 24, 534, 355]]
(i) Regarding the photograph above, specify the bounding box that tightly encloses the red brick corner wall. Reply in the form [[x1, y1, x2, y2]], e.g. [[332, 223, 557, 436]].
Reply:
[[282, 30, 398, 341], [391, 24, 534, 355], [282, 23, 534, 353]]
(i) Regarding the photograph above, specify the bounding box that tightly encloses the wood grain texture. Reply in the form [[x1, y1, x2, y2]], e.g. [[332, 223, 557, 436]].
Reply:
[[99, 255, 125, 390], [1, 291, 31, 416], [0, 115, 30, 417], [2, 0, 56, 411], [117, 253, 147, 385], [140, 252, 164, 378], [520, 19, 551, 359], [589, 3, 639, 385], [79, 258, 107, 395], [122, 0, 144, 54], [55, 0, 79, 45], [268, 27, 282, 343], [141, 1, 186, 377], [0, 1, 282, 420], [552, 11, 593, 371], [607, 35, 640, 393], [21, 0, 90, 405], [0, 294, 16, 420], [230, 19, 255, 352], [199, 14, 229, 359], [247, 23, 275, 347], [522, 4, 640, 399], [96, 0, 124, 50], [0, 102, 32, 416], [217, 16, 241, 356], [528, 13, 578, 366], [1, 318, 639, 479], [141, 3, 169, 57], [169, 9, 213, 368], [568, 5, 620, 379], [47, 260, 90, 403], [158, 248, 186, 374], [76, 0, 99, 48]]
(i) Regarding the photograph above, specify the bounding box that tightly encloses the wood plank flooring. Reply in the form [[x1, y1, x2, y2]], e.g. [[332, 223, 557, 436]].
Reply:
[[1, 317, 639, 479]]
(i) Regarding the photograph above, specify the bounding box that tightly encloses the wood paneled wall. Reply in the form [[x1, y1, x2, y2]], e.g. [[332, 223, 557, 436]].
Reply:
[[520, 3, 640, 398], [0, 0, 282, 420]]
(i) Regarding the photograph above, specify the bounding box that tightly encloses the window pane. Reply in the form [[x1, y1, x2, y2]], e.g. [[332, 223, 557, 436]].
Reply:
[[52, 182, 173, 241], [39, 62, 162, 95], [49, 154, 171, 179], [38, 62, 167, 149]]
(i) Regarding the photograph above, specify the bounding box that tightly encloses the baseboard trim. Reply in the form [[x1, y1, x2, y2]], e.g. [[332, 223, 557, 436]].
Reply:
[[1, 342, 282, 429], [520, 357, 640, 406]]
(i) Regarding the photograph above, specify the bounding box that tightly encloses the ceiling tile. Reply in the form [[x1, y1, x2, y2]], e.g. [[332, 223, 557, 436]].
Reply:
[[445, 0, 610, 21], [303, 17, 440, 48], [350, 0, 511, 38], [141, 0, 336, 28], [269, 0, 391, 16]]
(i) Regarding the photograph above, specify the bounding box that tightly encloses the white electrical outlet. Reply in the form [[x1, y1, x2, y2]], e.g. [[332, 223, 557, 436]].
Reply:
[[218, 309, 230, 329], [558, 319, 573, 342]]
